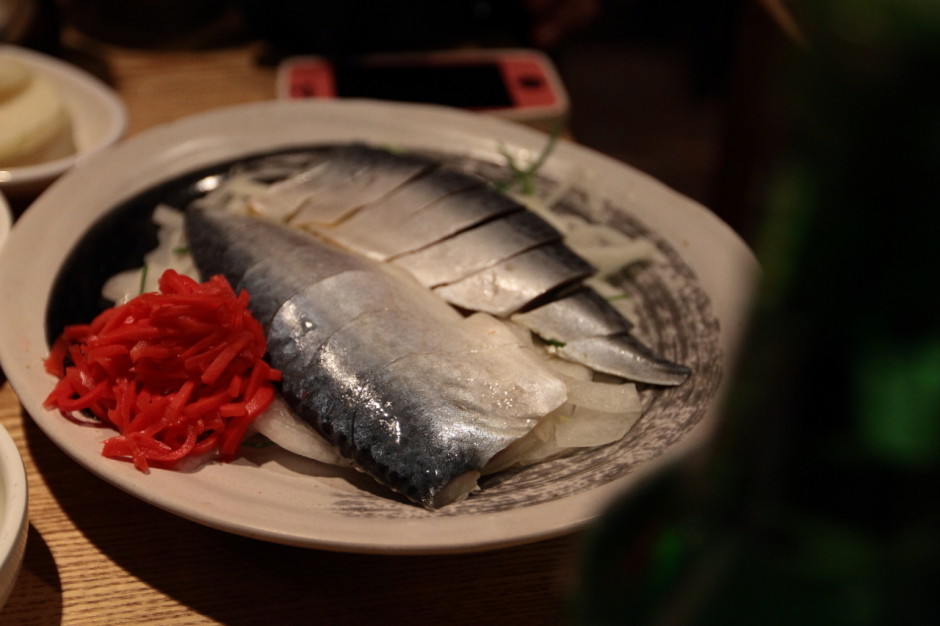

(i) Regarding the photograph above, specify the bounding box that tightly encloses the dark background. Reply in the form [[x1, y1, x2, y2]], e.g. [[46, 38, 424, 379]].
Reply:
[[11, 0, 783, 243]]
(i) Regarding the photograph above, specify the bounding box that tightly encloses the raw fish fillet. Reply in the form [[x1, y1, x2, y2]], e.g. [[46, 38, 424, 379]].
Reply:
[[185, 207, 567, 508], [200, 143, 692, 385]]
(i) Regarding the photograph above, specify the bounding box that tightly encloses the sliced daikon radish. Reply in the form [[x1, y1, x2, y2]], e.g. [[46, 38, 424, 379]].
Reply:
[[483, 410, 564, 474], [565, 376, 640, 413], [554, 403, 642, 448], [252, 395, 346, 465], [552, 376, 641, 447], [543, 356, 593, 381]]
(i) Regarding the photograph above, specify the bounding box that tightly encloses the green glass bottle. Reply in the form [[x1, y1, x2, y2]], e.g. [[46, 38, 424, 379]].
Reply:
[[570, 2, 940, 624]]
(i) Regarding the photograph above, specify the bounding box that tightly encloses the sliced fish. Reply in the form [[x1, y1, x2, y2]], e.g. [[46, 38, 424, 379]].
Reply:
[[252, 144, 431, 224], [556, 334, 691, 386], [213, 143, 692, 386], [186, 205, 371, 327], [433, 242, 595, 317], [391, 209, 562, 287], [511, 288, 634, 339], [512, 289, 690, 384], [185, 207, 567, 508], [323, 175, 510, 261]]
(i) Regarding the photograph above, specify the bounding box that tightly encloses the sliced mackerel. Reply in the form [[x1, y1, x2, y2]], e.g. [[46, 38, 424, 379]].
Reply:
[[392, 210, 562, 287], [511, 288, 634, 339], [185, 207, 567, 508], [252, 144, 431, 224], [433, 242, 595, 317], [324, 176, 513, 261], [213, 143, 691, 386]]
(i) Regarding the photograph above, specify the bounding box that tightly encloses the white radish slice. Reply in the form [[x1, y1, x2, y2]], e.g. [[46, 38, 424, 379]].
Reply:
[[483, 410, 562, 474], [251, 396, 346, 466], [554, 403, 641, 448], [565, 376, 640, 413], [550, 376, 641, 448], [543, 356, 593, 381]]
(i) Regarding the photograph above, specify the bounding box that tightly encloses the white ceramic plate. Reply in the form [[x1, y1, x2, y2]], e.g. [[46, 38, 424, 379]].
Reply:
[[0, 100, 758, 553], [0, 44, 127, 199], [0, 420, 28, 608]]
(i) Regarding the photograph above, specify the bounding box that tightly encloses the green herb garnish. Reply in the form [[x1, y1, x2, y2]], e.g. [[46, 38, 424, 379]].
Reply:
[[138, 264, 149, 295], [497, 122, 562, 195]]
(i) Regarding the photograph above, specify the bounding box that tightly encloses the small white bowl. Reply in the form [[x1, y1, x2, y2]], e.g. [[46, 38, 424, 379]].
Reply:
[[0, 44, 127, 200], [0, 420, 27, 609]]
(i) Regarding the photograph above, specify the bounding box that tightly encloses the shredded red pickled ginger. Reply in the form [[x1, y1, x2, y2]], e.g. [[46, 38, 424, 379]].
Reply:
[[43, 269, 281, 472]]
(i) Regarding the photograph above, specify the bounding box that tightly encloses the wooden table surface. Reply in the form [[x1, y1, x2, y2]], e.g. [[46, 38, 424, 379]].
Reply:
[[0, 38, 589, 625]]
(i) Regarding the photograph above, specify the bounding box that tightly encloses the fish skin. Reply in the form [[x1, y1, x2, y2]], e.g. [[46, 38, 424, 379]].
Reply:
[[250, 144, 431, 224], [322, 171, 500, 261], [511, 288, 690, 385], [392, 210, 563, 287], [184, 202, 371, 325], [557, 333, 691, 386], [376, 185, 523, 259], [185, 207, 566, 507], [511, 288, 634, 340], [433, 241, 595, 317], [289, 146, 433, 227]]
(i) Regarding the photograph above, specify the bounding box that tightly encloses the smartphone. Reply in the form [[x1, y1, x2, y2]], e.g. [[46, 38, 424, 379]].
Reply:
[[277, 49, 568, 129]]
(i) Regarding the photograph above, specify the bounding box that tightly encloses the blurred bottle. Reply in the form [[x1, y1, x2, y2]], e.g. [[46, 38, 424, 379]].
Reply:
[[570, 1, 940, 624]]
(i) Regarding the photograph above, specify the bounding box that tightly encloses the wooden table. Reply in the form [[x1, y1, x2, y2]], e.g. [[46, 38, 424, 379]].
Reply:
[[0, 38, 587, 624]]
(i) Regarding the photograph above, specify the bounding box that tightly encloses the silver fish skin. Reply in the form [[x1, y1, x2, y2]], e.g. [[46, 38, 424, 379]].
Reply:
[[322, 171, 501, 261], [511, 288, 634, 339], [184, 203, 372, 325], [511, 289, 691, 385], [433, 241, 595, 317], [242, 143, 693, 386], [392, 210, 563, 288], [184, 207, 567, 508], [558, 333, 690, 386], [252, 144, 432, 224]]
